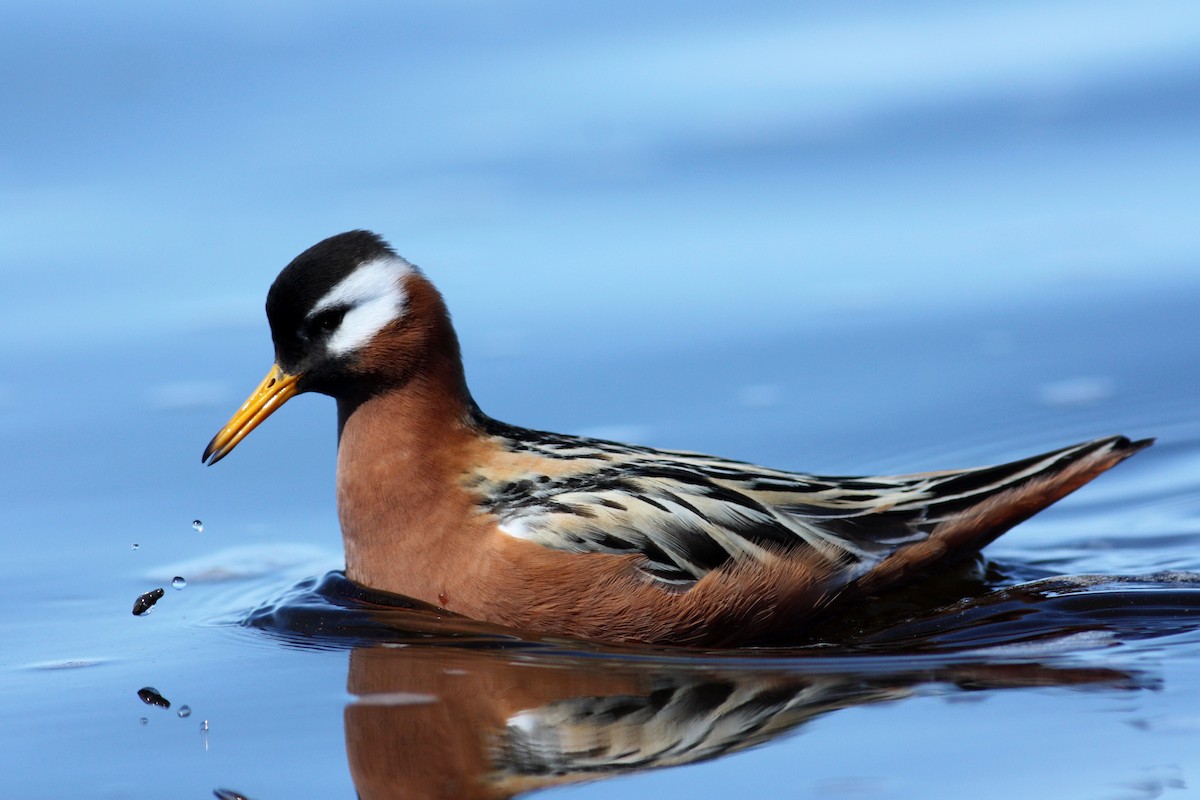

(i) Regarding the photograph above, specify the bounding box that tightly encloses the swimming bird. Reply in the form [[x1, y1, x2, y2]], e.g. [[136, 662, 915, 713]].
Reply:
[[203, 230, 1152, 646]]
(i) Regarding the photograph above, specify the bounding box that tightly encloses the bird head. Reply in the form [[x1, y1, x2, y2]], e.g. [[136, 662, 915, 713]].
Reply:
[[202, 230, 442, 465]]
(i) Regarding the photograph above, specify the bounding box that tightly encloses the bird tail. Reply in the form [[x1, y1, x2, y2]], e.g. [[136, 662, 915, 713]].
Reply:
[[850, 435, 1153, 596]]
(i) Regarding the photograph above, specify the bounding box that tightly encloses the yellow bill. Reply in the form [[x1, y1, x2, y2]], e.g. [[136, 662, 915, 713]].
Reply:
[[202, 364, 301, 465]]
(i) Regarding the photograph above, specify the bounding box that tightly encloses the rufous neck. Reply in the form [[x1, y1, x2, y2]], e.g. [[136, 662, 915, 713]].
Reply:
[[336, 344, 478, 445]]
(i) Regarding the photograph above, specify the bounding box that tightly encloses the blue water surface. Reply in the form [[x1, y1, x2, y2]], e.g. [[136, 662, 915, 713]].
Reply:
[[2, 2, 1199, 798]]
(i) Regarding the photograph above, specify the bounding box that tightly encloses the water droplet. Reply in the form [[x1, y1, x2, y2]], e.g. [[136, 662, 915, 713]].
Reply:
[[214, 790, 252, 800], [192, 519, 204, 533], [200, 719, 210, 733], [132, 588, 165, 616], [137, 687, 170, 709], [178, 705, 191, 718], [172, 576, 187, 590], [131, 543, 139, 551], [139, 717, 149, 726]]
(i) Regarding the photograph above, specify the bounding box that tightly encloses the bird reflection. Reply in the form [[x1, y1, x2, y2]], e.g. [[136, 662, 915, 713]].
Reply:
[[343, 644, 1132, 800], [236, 570, 1200, 798]]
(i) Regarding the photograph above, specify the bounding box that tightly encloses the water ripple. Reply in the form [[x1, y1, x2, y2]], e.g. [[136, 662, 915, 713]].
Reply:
[[244, 570, 1200, 667]]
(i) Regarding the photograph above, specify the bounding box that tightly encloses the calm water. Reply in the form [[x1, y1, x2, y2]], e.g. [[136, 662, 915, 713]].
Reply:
[[3, 3, 1200, 798]]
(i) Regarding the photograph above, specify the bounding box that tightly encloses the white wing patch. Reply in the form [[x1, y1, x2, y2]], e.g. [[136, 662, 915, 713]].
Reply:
[[312, 255, 411, 356], [497, 518, 536, 541]]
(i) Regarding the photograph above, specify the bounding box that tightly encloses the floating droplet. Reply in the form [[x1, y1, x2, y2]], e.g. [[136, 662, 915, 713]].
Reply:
[[192, 519, 204, 533], [172, 576, 187, 590], [200, 719, 210, 733], [139, 717, 149, 726], [132, 588, 165, 616], [131, 543, 140, 551], [178, 705, 191, 718], [138, 687, 170, 709], [214, 789, 252, 800]]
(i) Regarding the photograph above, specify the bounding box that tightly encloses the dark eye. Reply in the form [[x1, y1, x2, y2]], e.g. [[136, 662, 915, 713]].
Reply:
[[307, 307, 347, 338]]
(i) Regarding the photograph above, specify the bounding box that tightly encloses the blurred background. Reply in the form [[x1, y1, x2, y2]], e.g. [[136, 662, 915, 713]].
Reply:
[[2, 2, 1199, 798], [5, 1, 1198, 346]]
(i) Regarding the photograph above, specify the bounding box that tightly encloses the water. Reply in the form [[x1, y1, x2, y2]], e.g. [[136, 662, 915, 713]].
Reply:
[[9, 284, 1199, 800], [3, 3, 1200, 798]]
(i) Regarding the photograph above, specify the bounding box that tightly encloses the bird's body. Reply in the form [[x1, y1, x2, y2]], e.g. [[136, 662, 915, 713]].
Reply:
[[205, 231, 1151, 646]]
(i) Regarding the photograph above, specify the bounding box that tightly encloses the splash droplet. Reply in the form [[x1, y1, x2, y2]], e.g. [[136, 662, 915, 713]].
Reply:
[[132, 588, 165, 616], [178, 705, 191, 718], [131, 543, 139, 551], [192, 519, 204, 533], [139, 717, 149, 726], [200, 719, 210, 733], [214, 789, 251, 800], [172, 576, 187, 590], [137, 687, 170, 709]]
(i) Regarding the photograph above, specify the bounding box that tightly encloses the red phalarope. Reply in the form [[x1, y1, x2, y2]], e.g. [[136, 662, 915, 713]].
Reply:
[[204, 230, 1151, 646]]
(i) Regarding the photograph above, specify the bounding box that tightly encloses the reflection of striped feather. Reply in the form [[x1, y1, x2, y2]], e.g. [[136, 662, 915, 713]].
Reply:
[[478, 426, 1149, 587], [493, 661, 1133, 782], [497, 675, 906, 776]]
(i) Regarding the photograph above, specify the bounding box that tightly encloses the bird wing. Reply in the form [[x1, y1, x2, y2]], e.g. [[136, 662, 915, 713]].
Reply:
[[482, 426, 1126, 588]]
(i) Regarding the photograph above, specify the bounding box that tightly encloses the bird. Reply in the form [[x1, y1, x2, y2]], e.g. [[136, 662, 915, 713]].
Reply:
[[203, 230, 1152, 646]]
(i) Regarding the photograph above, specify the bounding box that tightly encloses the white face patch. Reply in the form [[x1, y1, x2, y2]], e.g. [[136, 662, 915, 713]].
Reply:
[[310, 256, 412, 356]]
